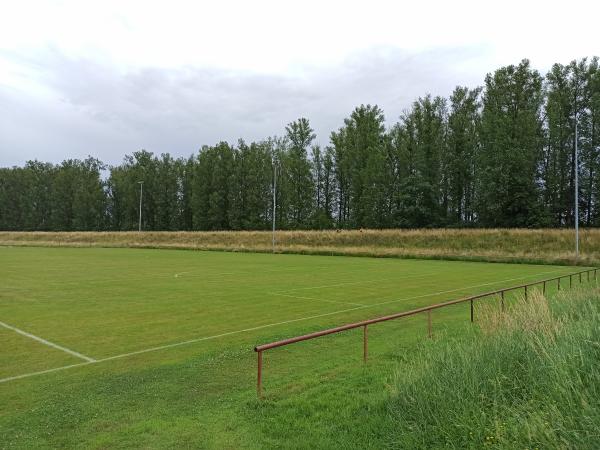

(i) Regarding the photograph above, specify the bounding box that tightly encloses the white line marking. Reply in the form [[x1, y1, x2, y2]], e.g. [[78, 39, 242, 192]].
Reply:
[[0, 268, 568, 384], [0, 321, 96, 362], [0, 362, 92, 383], [270, 292, 367, 307]]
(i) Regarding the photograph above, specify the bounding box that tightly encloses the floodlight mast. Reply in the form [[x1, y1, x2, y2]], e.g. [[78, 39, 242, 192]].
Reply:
[[138, 181, 143, 232], [272, 164, 277, 252], [575, 115, 579, 259]]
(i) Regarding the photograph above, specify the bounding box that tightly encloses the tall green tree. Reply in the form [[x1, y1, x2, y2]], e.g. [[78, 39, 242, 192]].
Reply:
[[445, 87, 481, 225], [477, 60, 545, 227], [310, 145, 334, 228], [280, 118, 315, 228], [331, 105, 389, 228], [107, 150, 158, 230], [391, 96, 447, 227], [71, 158, 106, 230], [0, 167, 26, 230], [580, 58, 600, 226], [228, 140, 273, 230], [192, 142, 234, 230], [22, 161, 55, 230]]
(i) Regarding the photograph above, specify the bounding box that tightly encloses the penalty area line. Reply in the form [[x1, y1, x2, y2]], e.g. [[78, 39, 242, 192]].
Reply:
[[0, 320, 96, 362], [0, 268, 569, 384]]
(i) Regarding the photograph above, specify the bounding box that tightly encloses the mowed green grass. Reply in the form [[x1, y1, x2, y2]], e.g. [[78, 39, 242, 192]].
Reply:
[[0, 247, 587, 448]]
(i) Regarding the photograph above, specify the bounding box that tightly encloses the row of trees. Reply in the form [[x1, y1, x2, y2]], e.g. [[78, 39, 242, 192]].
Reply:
[[1, 58, 599, 231]]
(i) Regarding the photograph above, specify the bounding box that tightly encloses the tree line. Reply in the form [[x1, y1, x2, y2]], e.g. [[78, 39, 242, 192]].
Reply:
[[1, 58, 599, 231]]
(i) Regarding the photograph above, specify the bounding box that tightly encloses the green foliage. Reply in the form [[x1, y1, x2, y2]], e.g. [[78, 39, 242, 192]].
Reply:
[[281, 118, 316, 228], [331, 104, 390, 228], [386, 289, 600, 449], [478, 59, 545, 227], [1, 57, 600, 231], [228, 140, 273, 230], [446, 86, 481, 224]]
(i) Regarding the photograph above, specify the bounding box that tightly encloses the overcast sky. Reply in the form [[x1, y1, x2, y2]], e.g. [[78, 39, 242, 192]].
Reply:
[[1, 0, 598, 167]]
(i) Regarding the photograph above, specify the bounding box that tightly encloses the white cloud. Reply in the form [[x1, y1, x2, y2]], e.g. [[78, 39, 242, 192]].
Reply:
[[0, 0, 598, 165]]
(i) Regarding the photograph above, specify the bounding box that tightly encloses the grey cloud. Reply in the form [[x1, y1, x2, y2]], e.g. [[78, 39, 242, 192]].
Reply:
[[0, 45, 490, 166]]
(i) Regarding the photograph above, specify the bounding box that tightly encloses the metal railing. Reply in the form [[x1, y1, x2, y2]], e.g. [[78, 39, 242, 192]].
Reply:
[[254, 267, 598, 397]]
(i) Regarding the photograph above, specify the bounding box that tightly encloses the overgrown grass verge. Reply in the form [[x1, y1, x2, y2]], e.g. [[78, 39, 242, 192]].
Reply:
[[386, 288, 600, 449], [1, 228, 598, 265]]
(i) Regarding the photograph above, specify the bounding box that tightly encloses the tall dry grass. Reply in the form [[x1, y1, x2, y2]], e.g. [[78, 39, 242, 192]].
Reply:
[[478, 291, 562, 337], [0, 228, 598, 265]]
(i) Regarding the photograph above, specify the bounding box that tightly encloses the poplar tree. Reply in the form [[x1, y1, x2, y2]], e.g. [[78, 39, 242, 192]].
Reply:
[[477, 60, 545, 227], [282, 118, 316, 228], [446, 87, 481, 224]]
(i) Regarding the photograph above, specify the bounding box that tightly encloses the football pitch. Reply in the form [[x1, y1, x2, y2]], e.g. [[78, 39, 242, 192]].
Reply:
[[0, 247, 581, 383], [1, 246, 591, 448]]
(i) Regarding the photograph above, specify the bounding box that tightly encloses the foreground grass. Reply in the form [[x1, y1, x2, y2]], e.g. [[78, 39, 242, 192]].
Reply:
[[2, 283, 597, 449], [386, 288, 600, 449], [0, 228, 598, 265]]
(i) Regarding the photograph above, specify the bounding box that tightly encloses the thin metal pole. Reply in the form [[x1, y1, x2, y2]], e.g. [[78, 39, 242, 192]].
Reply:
[[570, 274, 573, 288], [575, 117, 579, 259], [470, 299, 474, 323], [257, 351, 263, 398], [543, 281, 546, 295], [579, 272, 582, 283], [138, 181, 143, 232], [501, 291, 505, 312], [272, 165, 276, 253], [558, 277, 561, 290], [363, 325, 368, 362], [427, 310, 432, 338], [524, 285, 528, 300]]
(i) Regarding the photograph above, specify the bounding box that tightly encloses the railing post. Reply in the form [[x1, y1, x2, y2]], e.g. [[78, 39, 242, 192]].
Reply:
[[363, 325, 368, 363], [542, 280, 546, 295], [558, 277, 561, 290], [500, 290, 505, 312], [257, 351, 263, 398], [524, 285, 528, 300], [470, 299, 474, 323], [579, 272, 582, 283], [427, 310, 432, 338]]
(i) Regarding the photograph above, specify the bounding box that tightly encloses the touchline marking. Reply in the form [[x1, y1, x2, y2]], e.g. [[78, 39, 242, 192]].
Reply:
[[364, 268, 565, 309], [0, 363, 92, 383], [270, 292, 367, 307], [0, 268, 569, 384], [0, 321, 96, 363]]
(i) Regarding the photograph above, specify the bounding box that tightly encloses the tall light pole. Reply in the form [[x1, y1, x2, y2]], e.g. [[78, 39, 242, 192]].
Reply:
[[574, 115, 579, 259], [272, 164, 277, 253], [138, 181, 143, 232]]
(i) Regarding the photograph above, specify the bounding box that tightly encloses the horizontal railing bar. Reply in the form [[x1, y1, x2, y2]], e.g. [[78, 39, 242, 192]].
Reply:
[[254, 268, 596, 352]]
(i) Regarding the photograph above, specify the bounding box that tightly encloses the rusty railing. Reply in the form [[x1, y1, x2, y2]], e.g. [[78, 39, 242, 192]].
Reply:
[[254, 267, 598, 397]]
